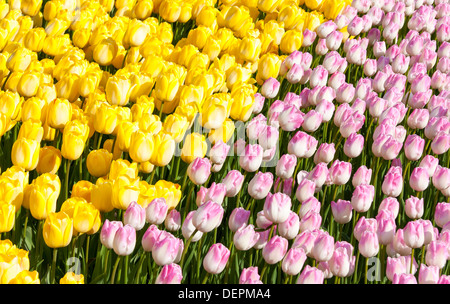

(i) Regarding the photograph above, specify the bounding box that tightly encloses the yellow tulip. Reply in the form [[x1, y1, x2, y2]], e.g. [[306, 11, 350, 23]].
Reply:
[[139, 161, 154, 174], [28, 173, 60, 220], [43, 211, 73, 248], [24, 27, 46, 52], [159, 0, 182, 23], [9, 270, 40, 284], [150, 131, 175, 167], [90, 178, 114, 213], [280, 29, 303, 54], [71, 180, 94, 203], [20, 0, 43, 17], [0, 254, 23, 284], [154, 68, 182, 106], [11, 138, 40, 171], [256, 52, 282, 84], [36, 146, 61, 175], [163, 113, 190, 143], [116, 121, 139, 153], [61, 120, 89, 161], [59, 272, 84, 284], [201, 95, 229, 130], [239, 36, 262, 63], [181, 132, 207, 164], [131, 95, 155, 122], [133, 0, 153, 19], [86, 149, 113, 178], [72, 201, 101, 235], [93, 37, 119, 66], [0, 202, 15, 233], [42, 34, 71, 57], [124, 19, 150, 48], [46, 98, 72, 130], [129, 129, 154, 163], [93, 103, 119, 135], [17, 119, 44, 142], [208, 117, 235, 145], [304, 0, 324, 10], [55, 74, 81, 103], [0, 90, 22, 121], [105, 74, 136, 106], [109, 159, 138, 181], [111, 175, 140, 210], [229, 83, 256, 122], [155, 180, 181, 210]]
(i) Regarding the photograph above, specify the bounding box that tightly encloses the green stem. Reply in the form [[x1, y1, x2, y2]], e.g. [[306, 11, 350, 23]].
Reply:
[[202, 272, 210, 284], [51, 248, 58, 284], [110, 255, 121, 284]]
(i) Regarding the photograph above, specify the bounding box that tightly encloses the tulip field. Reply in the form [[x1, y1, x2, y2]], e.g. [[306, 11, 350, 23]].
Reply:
[[0, 0, 450, 286]]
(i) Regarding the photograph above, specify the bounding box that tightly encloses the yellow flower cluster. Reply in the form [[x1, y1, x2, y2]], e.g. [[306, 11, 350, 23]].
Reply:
[[0, 0, 351, 252], [0, 239, 39, 284]]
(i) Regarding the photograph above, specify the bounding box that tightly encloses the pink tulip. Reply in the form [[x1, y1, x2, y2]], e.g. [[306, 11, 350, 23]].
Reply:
[[261, 77, 280, 99], [351, 184, 375, 213], [192, 201, 224, 233], [123, 201, 146, 231], [298, 196, 321, 220], [204, 182, 227, 205], [328, 160, 352, 186], [302, 110, 322, 133], [209, 140, 230, 166], [297, 265, 324, 284], [187, 157, 211, 185], [278, 211, 300, 240], [314, 143, 335, 164], [426, 240, 448, 269], [418, 264, 440, 284], [252, 93, 265, 114], [287, 63, 304, 84], [263, 192, 292, 224], [234, 224, 260, 251], [403, 220, 425, 249], [376, 210, 397, 245], [142, 225, 163, 252], [431, 132, 450, 155], [331, 199, 353, 224], [299, 211, 322, 233], [364, 58, 378, 76], [258, 125, 279, 150], [221, 170, 244, 198], [282, 247, 307, 276], [359, 230, 380, 258], [239, 267, 263, 284], [307, 162, 329, 189], [182, 211, 203, 242], [409, 167, 430, 192], [100, 220, 123, 249], [248, 171, 273, 200], [275, 154, 297, 179], [404, 134, 425, 161], [382, 169, 403, 197], [152, 233, 182, 266], [229, 207, 250, 232], [435, 202, 450, 228], [146, 197, 169, 225], [329, 71, 346, 91], [239, 143, 264, 172], [329, 246, 354, 277], [354, 216, 378, 241], [310, 65, 329, 88], [419, 155, 439, 177], [312, 232, 335, 262], [262, 235, 288, 264], [113, 224, 136, 256], [393, 273, 417, 284], [386, 256, 407, 282], [203, 243, 230, 274], [352, 166, 372, 187], [292, 230, 318, 257], [315, 99, 335, 123], [343, 132, 365, 159], [404, 196, 424, 220], [288, 131, 318, 158], [155, 263, 183, 284], [255, 211, 273, 230], [378, 198, 400, 220], [165, 209, 181, 232], [302, 29, 317, 47], [315, 38, 329, 56]]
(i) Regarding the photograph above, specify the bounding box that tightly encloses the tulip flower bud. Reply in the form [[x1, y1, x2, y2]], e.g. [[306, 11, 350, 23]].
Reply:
[[187, 157, 211, 185], [351, 184, 375, 213], [295, 178, 316, 203], [331, 199, 353, 224], [113, 224, 136, 256], [234, 224, 260, 251], [155, 263, 183, 284], [297, 265, 324, 284], [239, 144, 263, 173], [262, 235, 288, 265], [403, 220, 424, 250], [312, 232, 335, 262], [404, 196, 424, 220], [359, 230, 379, 258], [164, 209, 181, 232], [203, 243, 230, 275], [239, 267, 262, 284], [145, 198, 169, 225], [276, 154, 297, 180], [222, 170, 245, 198], [282, 247, 307, 276], [328, 160, 352, 186], [409, 167, 430, 192], [248, 171, 273, 200], [299, 211, 322, 233], [193, 201, 224, 233], [122, 201, 145, 231], [426, 240, 448, 269], [152, 233, 182, 266], [352, 166, 372, 187], [229, 207, 250, 233], [278, 211, 300, 240], [263, 192, 292, 224], [432, 166, 450, 191], [382, 169, 403, 197], [435, 202, 450, 228], [278, 104, 304, 132]]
